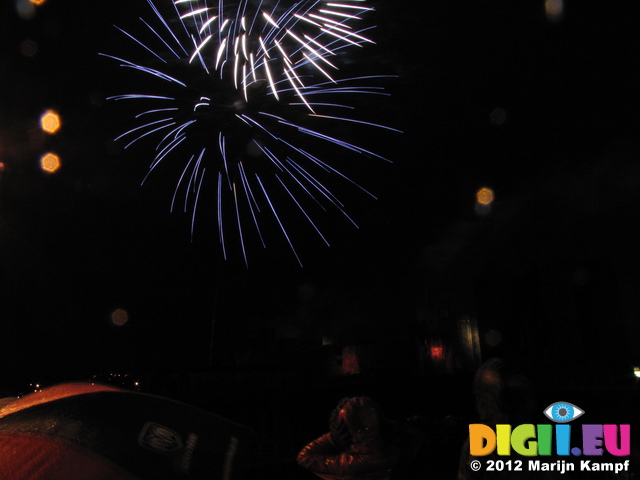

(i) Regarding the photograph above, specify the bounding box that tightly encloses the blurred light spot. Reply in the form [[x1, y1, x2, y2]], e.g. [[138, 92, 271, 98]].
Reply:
[[476, 187, 494, 206], [0, 162, 5, 173], [40, 152, 61, 173], [485, 329, 502, 347], [15, 0, 36, 19], [20, 39, 38, 57], [341, 346, 360, 375], [40, 110, 61, 134], [478, 369, 501, 387], [322, 336, 334, 346], [476, 187, 495, 216], [430, 344, 444, 361], [545, 0, 564, 22], [489, 107, 507, 126], [634, 367, 640, 378], [29, 0, 46, 5], [111, 309, 129, 326], [246, 140, 262, 157]]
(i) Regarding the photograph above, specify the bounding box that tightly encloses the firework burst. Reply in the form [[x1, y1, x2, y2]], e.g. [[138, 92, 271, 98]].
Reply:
[[102, 0, 399, 266]]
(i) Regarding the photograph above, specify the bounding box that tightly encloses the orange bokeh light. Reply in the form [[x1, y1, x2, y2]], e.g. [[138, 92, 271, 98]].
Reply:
[[111, 309, 129, 326], [476, 187, 495, 206], [29, 0, 47, 5], [40, 110, 61, 134], [40, 152, 61, 173]]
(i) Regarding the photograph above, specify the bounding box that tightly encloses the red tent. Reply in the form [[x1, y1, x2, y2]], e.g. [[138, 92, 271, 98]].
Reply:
[[0, 383, 255, 479]]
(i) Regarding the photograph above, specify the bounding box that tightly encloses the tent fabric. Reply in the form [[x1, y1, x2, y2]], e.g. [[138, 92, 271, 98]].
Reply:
[[0, 383, 122, 419], [0, 432, 139, 480], [0, 382, 255, 479]]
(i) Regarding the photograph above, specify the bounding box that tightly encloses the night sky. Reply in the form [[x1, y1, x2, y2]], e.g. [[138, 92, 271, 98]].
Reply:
[[2, 0, 640, 391]]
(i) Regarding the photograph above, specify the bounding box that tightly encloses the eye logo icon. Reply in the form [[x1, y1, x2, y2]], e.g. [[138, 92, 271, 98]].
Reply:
[[543, 402, 585, 423]]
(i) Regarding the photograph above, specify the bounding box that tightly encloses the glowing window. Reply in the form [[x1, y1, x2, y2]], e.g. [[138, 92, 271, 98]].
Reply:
[[430, 344, 444, 360], [341, 346, 360, 375]]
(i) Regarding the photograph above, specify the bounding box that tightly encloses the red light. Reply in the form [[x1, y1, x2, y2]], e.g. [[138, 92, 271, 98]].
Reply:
[[430, 344, 444, 360], [341, 346, 360, 375]]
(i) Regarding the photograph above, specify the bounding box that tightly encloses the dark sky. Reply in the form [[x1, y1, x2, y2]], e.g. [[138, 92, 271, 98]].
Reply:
[[2, 0, 640, 383]]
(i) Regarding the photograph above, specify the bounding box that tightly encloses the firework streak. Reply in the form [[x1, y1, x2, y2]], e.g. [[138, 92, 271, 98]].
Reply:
[[102, 0, 399, 266]]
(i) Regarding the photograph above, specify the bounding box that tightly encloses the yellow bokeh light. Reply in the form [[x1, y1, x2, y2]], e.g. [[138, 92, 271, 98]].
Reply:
[[476, 187, 495, 206], [40, 152, 61, 173], [40, 110, 61, 134], [29, 0, 47, 5]]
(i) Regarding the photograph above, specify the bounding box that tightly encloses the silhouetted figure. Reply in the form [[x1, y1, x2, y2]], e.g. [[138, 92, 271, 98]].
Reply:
[[457, 358, 539, 480]]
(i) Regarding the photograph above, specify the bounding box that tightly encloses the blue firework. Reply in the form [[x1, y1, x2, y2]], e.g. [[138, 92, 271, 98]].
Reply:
[[102, 0, 398, 266]]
